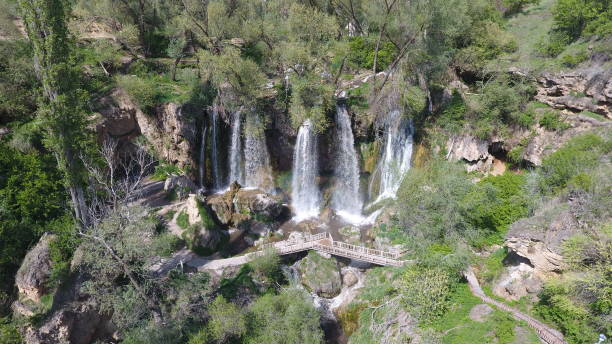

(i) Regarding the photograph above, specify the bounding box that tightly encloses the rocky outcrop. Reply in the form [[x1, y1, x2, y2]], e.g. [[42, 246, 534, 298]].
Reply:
[[205, 183, 286, 228], [15, 234, 55, 302], [445, 134, 503, 174], [164, 175, 197, 200], [14, 242, 116, 344], [296, 251, 342, 298], [505, 198, 580, 274], [97, 88, 198, 170], [535, 68, 612, 119], [23, 302, 115, 344]]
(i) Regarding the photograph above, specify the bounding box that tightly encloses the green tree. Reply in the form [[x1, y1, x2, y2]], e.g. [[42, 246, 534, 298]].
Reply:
[[18, 0, 91, 226]]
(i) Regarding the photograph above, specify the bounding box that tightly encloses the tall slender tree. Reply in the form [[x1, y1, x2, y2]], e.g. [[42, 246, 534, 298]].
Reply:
[[18, 0, 90, 227]]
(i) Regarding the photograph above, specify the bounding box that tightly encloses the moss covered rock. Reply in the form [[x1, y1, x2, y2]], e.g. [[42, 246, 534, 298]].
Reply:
[[296, 251, 342, 298]]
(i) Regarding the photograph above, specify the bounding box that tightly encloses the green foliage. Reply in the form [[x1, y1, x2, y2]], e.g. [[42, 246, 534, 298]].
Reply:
[[218, 265, 257, 300], [560, 49, 589, 67], [208, 296, 247, 343], [437, 90, 467, 133], [502, 0, 541, 16], [245, 288, 324, 344], [152, 163, 183, 181], [539, 133, 608, 193], [249, 249, 283, 286], [0, 40, 38, 125], [545, 0, 611, 56], [400, 266, 454, 322], [347, 36, 396, 71], [464, 173, 529, 243], [539, 111, 570, 131], [117, 75, 163, 113], [0, 144, 66, 299], [176, 211, 190, 229], [0, 317, 21, 344], [288, 73, 334, 132]]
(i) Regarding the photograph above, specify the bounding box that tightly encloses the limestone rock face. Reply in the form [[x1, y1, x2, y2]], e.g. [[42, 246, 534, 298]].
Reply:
[[492, 260, 543, 301], [535, 69, 612, 119], [23, 303, 115, 344], [505, 198, 579, 274], [296, 251, 342, 298], [445, 134, 502, 174], [97, 88, 198, 171], [15, 234, 55, 303]]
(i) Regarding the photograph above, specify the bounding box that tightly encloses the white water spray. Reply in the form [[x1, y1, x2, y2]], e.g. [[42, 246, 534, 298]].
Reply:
[[331, 105, 363, 221], [228, 111, 244, 186], [370, 109, 413, 202], [244, 115, 274, 192], [291, 120, 321, 221]]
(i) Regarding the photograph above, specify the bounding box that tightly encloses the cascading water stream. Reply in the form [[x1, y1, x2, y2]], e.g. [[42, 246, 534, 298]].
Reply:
[[331, 104, 363, 222], [369, 109, 413, 202], [210, 106, 222, 190], [244, 115, 274, 192], [198, 119, 207, 189], [291, 120, 321, 221], [228, 111, 244, 186]]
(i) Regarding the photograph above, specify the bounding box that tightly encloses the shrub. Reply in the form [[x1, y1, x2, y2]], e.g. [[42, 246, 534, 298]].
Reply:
[[152, 164, 183, 181], [176, 211, 190, 229], [116, 75, 161, 113], [0, 317, 21, 344], [464, 172, 529, 241], [560, 50, 589, 67], [539, 133, 607, 193], [347, 36, 396, 71], [539, 111, 570, 131]]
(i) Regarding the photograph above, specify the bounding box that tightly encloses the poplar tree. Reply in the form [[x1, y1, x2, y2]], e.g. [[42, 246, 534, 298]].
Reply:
[[18, 0, 90, 226]]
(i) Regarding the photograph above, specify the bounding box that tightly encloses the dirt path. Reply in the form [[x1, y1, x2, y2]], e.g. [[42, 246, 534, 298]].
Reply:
[[464, 267, 567, 344]]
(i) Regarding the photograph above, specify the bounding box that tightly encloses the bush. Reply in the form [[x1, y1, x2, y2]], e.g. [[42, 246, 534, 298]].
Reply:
[[539, 111, 570, 131], [560, 50, 589, 67], [464, 172, 529, 241], [0, 317, 21, 344], [116, 75, 162, 113], [347, 36, 396, 71], [176, 211, 190, 229], [539, 133, 608, 193], [152, 164, 182, 181]]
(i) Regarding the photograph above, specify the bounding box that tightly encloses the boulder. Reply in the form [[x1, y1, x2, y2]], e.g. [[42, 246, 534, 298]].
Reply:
[[469, 304, 494, 322], [342, 270, 358, 287], [492, 261, 542, 301], [164, 175, 197, 200], [15, 234, 55, 302], [23, 301, 115, 344], [296, 251, 342, 298], [205, 184, 285, 228], [233, 188, 284, 220]]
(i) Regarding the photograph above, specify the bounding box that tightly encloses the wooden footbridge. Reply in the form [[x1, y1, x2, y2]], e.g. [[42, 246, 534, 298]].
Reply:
[[259, 232, 406, 266]]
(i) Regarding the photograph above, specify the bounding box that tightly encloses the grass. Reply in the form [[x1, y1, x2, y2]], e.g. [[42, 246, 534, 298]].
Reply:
[[427, 283, 540, 344], [580, 111, 608, 122], [490, 0, 556, 72]]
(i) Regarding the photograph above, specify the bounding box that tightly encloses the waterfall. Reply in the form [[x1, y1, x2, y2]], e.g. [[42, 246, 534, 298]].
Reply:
[[331, 105, 363, 220], [228, 111, 244, 186], [210, 106, 222, 190], [371, 109, 413, 202], [198, 119, 207, 188], [291, 120, 321, 221], [244, 115, 274, 192]]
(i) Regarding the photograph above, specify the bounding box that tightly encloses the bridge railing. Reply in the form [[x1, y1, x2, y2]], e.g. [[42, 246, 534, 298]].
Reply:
[[330, 240, 402, 259]]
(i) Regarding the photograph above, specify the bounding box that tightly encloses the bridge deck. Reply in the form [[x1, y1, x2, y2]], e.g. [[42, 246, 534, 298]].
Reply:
[[259, 232, 405, 267]]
